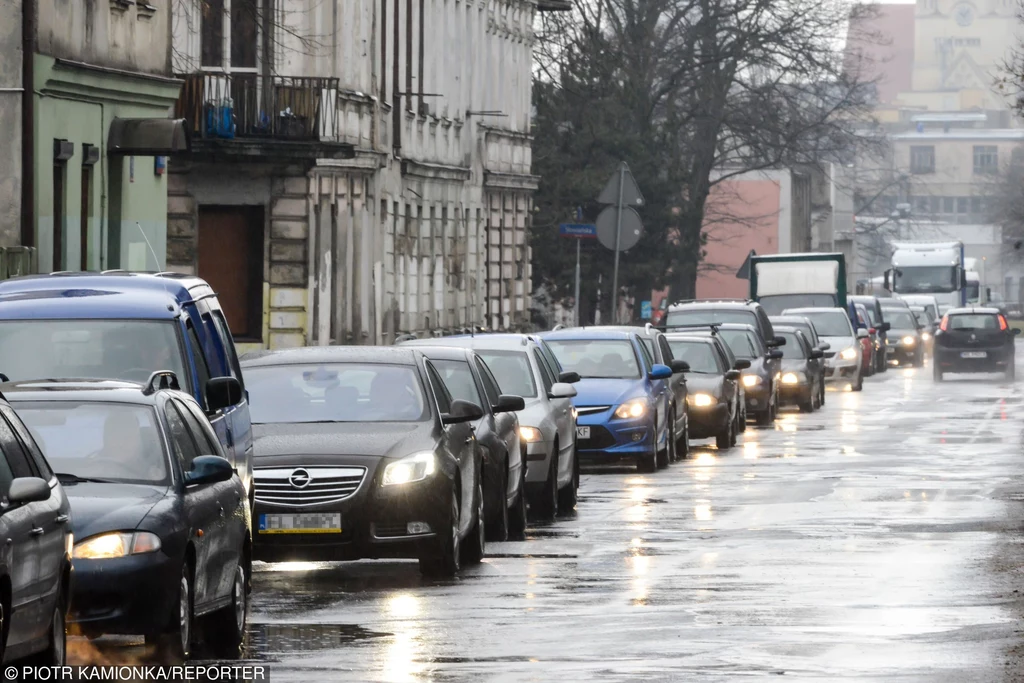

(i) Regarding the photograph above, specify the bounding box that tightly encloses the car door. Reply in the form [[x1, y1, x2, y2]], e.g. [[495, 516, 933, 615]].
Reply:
[[204, 308, 253, 498], [183, 314, 233, 465], [714, 341, 739, 420], [162, 399, 220, 609], [658, 334, 687, 433], [531, 347, 573, 471], [424, 362, 476, 539], [474, 356, 520, 503], [636, 337, 668, 435]]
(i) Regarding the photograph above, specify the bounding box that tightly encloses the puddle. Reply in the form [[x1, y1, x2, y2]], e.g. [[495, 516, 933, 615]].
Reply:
[[246, 623, 391, 656]]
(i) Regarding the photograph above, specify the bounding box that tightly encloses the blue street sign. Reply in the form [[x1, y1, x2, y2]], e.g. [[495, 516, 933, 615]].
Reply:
[[640, 301, 652, 319], [559, 223, 597, 238]]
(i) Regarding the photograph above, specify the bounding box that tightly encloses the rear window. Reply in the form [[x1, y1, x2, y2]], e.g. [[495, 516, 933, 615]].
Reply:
[[666, 309, 757, 328], [947, 314, 1000, 330]]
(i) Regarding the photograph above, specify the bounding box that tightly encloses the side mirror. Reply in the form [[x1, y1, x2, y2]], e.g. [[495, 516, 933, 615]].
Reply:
[[549, 382, 578, 399], [1014, 328, 1022, 336], [734, 359, 751, 370], [184, 455, 234, 487], [442, 399, 485, 424], [8, 477, 50, 505], [819, 342, 831, 351], [670, 359, 690, 374], [206, 376, 242, 413], [883, 268, 892, 290], [648, 363, 672, 380], [493, 394, 526, 413], [768, 349, 783, 360], [810, 348, 824, 359], [856, 329, 869, 339], [772, 336, 787, 347], [725, 369, 741, 381], [558, 371, 581, 384], [880, 322, 891, 332]]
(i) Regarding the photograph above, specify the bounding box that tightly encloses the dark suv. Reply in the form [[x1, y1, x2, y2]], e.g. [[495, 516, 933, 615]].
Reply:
[[665, 300, 779, 350]]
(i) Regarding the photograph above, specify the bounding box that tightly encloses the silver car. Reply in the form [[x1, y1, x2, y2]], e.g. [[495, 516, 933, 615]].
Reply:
[[400, 334, 579, 520], [783, 307, 866, 391]]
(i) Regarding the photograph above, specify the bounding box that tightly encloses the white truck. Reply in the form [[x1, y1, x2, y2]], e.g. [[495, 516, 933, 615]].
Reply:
[[963, 257, 982, 305], [886, 241, 967, 315]]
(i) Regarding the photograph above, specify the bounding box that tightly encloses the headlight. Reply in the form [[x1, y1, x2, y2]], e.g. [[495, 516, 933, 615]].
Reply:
[[73, 531, 162, 559], [571, 406, 578, 420], [839, 347, 858, 361], [902, 335, 916, 346], [781, 372, 803, 385], [742, 374, 762, 388], [690, 393, 715, 407], [614, 398, 647, 419], [382, 452, 436, 486], [519, 426, 542, 443], [921, 332, 931, 341]]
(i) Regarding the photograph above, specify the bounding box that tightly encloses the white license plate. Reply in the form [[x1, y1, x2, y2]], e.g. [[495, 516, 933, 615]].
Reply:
[[258, 512, 342, 534], [576, 426, 591, 439], [961, 351, 987, 359]]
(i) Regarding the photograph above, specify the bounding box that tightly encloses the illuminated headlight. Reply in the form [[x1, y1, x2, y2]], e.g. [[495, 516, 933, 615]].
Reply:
[[382, 452, 436, 486], [73, 531, 162, 559], [902, 335, 916, 346], [742, 374, 762, 388], [519, 426, 542, 443], [690, 393, 715, 407], [571, 406, 579, 420], [921, 332, 931, 341], [839, 347, 858, 361], [614, 399, 647, 419], [781, 372, 803, 385]]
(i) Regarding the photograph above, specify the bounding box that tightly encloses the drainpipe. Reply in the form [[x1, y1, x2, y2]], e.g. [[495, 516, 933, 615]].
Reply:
[[21, 0, 35, 249]]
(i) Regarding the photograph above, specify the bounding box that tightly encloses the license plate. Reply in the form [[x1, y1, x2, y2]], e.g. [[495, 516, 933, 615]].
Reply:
[[961, 351, 987, 359], [258, 512, 342, 534], [576, 426, 591, 439]]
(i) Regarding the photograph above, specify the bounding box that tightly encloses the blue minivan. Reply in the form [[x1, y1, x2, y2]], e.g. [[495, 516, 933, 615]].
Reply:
[[0, 272, 253, 506]]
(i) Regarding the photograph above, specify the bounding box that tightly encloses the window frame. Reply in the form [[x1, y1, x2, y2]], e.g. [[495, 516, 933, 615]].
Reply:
[[910, 145, 936, 174], [973, 145, 998, 175], [424, 361, 454, 415], [0, 406, 51, 480], [177, 399, 223, 457], [164, 400, 202, 471], [474, 357, 502, 407]]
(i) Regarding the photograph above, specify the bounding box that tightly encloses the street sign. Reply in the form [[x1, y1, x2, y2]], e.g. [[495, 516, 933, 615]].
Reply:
[[736, 249, 756, 279], [596, 206, 642, 251], [640, 301, 652, 319], [598, 162, 645, 206], [559, 223, 597, 238]]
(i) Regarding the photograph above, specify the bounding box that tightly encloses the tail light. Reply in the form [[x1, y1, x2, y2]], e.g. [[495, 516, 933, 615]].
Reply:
[[869, 327, 876, 334], [940, 315, 949, 332], [999, 315, 1009, 331]]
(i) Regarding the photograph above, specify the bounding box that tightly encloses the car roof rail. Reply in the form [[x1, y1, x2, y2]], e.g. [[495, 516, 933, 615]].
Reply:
[[142, 370, 180, 395], [101, 269, 128, 275], [661, 322, 721, 334]]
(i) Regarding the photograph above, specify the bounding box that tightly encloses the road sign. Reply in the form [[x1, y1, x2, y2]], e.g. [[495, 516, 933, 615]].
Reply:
[[640, 301, 652, 319], [559, 223, 597, 238], [736, 249, 756, 279], [596, 206, 642, 251], [598, 162, 645, 206]]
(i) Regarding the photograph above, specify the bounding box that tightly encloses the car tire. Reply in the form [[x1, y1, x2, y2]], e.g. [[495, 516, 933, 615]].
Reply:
[[485, 459, 510, 543], [716, 414, 733, 450], [739, 405, 747, 432], [799, 394, 813, 412], [531, 448, 559, 521], [461, 475, 486, 565], [637, 436, 658, 473], [207, 557, 248, 657], [819, 379, 826, 407], [557, 451, 579, 514], [913, 352, 924, 368], [508, 462, 528, 541], [149, 561, 193, 663], [934, 365, 944, 382], [676, 419, 689, 460], [37, 585, 66, 666], [1007, 364, 1016, 382], [656, 419, 670, 469], [852, 372, 863, 392], [420, 488, 461, 576], [729, 410, 739, 446]]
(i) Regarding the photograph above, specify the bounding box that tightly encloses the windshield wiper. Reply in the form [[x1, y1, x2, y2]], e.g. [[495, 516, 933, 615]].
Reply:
[[55, 473, 118, 484]]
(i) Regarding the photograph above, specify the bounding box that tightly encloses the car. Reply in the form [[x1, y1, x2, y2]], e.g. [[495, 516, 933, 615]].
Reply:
[[897, 295, 941, 325], [240, 346, 486, 576], [933, 308, 1020, 381], [770, 315, 827, 406], [596, 325, 690, 459], [8, 373, 250, 662], [910, 306, 937, 352], [397, 344, 529, 538], [0, 272, 253, 511], [783, 307, 866, 391], [880, 297, 913, 313], [404, 334, 579, 519], [849, 295, 891, 373], [1005, 301, 1023, 321], [853, 303, 876, 377], [664, 299, 780, 351], [884, 306, 925, 367], [662, 334, 746, 449], [773, 327, 825, 412], [0, 392, 72, 666], [541, 328, 675, 472]]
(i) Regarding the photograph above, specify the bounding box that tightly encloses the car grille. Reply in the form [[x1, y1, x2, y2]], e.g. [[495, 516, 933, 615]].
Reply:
[[255, 466, 366, 508], [373, 522, 411, 538], [576, 405, 611, 415], [578, 425, 617, 450]]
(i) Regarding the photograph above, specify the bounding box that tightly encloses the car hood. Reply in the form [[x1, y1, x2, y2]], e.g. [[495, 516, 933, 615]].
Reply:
[[746, 357, 769, 378], [253, 422, 436, 460], [888, 327, 918, 338], [821, 336, 856, 352], [683, 374, 724, 397], [781, 359, 810, 373], [570, 378, 647, 407], [66, 482, 168, 541]]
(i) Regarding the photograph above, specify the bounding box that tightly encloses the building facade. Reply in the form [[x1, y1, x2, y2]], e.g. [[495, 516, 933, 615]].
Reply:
[[168, 0, 556, 352], [0, 1, 21, 250]]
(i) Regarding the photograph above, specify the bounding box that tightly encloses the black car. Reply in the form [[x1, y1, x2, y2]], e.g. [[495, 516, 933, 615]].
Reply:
[[240, 347, 486, 577], [934, 308, 1020, 381], [663, 334, 746, 449], [773, 327, 825, 412], [0, 392, 73, 666], [883, 307, 925, 367], [402, 345, 527, 541], [665, 299, 780, 351], [8, 374, 250, 662], [770, 315, 828, 406]]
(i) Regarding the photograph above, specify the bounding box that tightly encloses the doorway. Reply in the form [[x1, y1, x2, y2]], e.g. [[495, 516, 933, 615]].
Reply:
[[197, 206, 265, 340]]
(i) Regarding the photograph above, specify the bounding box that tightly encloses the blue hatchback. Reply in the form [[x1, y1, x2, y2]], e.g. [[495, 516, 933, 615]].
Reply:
[[541, 329, 673, 472]]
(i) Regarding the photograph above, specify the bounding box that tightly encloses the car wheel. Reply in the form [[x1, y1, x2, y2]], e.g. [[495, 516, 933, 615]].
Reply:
[[150, 561, 193, 663], [461, 475, 486, 565], [852, 372, 864, 392], [739, 405, 747, 432], [716, 413, 733, 450], [819, 379, 826, 407], [934, 365, 944, 382], [557, 450, 579, 514], [420, 488, 461, 576], [38, 585, 66, 666], [1007, 363, 1016, 382], [656, 419, 670, 469], [637, 434, 658, 473], [530, 447, 559, 521], [485, 459, 510, 543], [676, 419, 689, 460], [508, 462, 528, 541]]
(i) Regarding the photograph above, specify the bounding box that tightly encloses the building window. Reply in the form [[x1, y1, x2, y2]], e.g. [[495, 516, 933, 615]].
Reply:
[[201, 0, 224, 67], [231, 0, 257, 68], [914, 197, 929, 213], [930, 196, 941, 213], [52, 163, 66, 271], [957, 197, 968, 214], [943, 197, 955, 213], [973, 145, 998, 174], [970, 196, 983, 215], [910, 146, 935, 174], [80, 164, 91, 271]]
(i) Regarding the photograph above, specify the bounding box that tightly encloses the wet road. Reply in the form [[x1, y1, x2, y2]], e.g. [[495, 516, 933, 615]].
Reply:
[[204, 354, 1024, 679]]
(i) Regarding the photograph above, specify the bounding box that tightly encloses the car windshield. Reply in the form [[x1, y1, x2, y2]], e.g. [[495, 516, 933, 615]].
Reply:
[[913, 310, 930, 326], [887, 310, 918, 329], [433, 360, 483, 405], [244, 363, 429, 423], [476, 351, 537, 398], [666, 309, 757, 329], [666, 340, 721, 373], [0, 320, 187, 388], [719, 330, 757, 359], [758, 294, 836, 316], [947, 314, 1000, 331], [894, 266, 957, 294], [791, 311, 852, 337], [546, 340, 641, 379], [779, 332, 806, 359], [789, 322, 815, 341], [16, 402, 168, 485]]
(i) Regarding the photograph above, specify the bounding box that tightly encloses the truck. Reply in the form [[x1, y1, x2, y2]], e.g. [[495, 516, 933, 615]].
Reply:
[[885, 241, 966, 314], [748, 252, 848, 316], [963, 257, 982, 305]]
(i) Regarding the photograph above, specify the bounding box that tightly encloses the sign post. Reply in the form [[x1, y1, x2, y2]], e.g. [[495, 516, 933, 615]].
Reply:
[[559, 219, 597, 327], [597, 162, 644, 323]]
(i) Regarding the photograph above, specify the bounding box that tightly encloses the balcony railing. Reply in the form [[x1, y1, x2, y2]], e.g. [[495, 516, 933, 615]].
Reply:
[[175, 73, 341, 141]]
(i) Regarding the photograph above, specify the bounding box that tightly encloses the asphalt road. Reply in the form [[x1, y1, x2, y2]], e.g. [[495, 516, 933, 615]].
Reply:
[[73, 351, 1024, 681]]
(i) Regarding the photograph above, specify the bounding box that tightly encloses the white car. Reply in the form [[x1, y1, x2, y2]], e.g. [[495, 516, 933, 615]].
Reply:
[[783, 307, 865, 391]]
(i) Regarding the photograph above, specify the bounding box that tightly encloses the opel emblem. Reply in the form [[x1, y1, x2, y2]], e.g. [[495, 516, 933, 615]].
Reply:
[[289, 468, 312, 489]]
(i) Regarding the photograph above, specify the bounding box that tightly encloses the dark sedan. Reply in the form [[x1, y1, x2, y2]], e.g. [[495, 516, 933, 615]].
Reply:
[[663, 335, 745, 449], [773, 327, 825, 412], [9, 376, 250, 662], [770, 315, 827, 407], [885, 307, 925, 367], [934, 308, 1020, 381], [241, 347, 486, 577]]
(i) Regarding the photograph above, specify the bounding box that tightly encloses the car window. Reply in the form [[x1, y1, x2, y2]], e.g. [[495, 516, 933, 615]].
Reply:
[[532, 349, 556, 392], [164, 401, 201, 470], [177, 399, 221, 456], [948, 314, 1000, 330], [658, 335, 674, 362], [434, 359, 485, 407], [476, 351, 537, 398], [475, 358, 502, 405], [425, 362, 453, 414], [791, 310, 853, 337], [666, 308, 757, 329], [665, 340, 722, 374], [719, 330, 757, 359], [210, 311, 245, 388], [779, 332, 807, 359], [547, 339, 641, 380], [0, 448, 15, 500], [748, 332, 767, 356], [186, 320, 211, 407], [535, 340, 565, 375], [887, 310, 918, 329], [1, 406, 52, 480], [0, 415, 35, 480], [637, 338, 655, 369]]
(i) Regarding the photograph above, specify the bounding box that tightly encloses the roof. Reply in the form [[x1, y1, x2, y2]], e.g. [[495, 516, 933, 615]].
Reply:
[[769, 315, 814, 322], [541, 329, 637, 341], [843, 3, 915, 105], [402, 335, 535, 352], [946, 307, 1003, 315], [0, 272, 213, 320], [891, 130, 1024, 141], [0, 379, 180, 405], [662, 333, 717, 345], [398, 345, 474, 362], [592, 325, 661, 338], [783, 307, 848, 314], [240, 346, 421, 367], [668, 300, 758, 311]]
